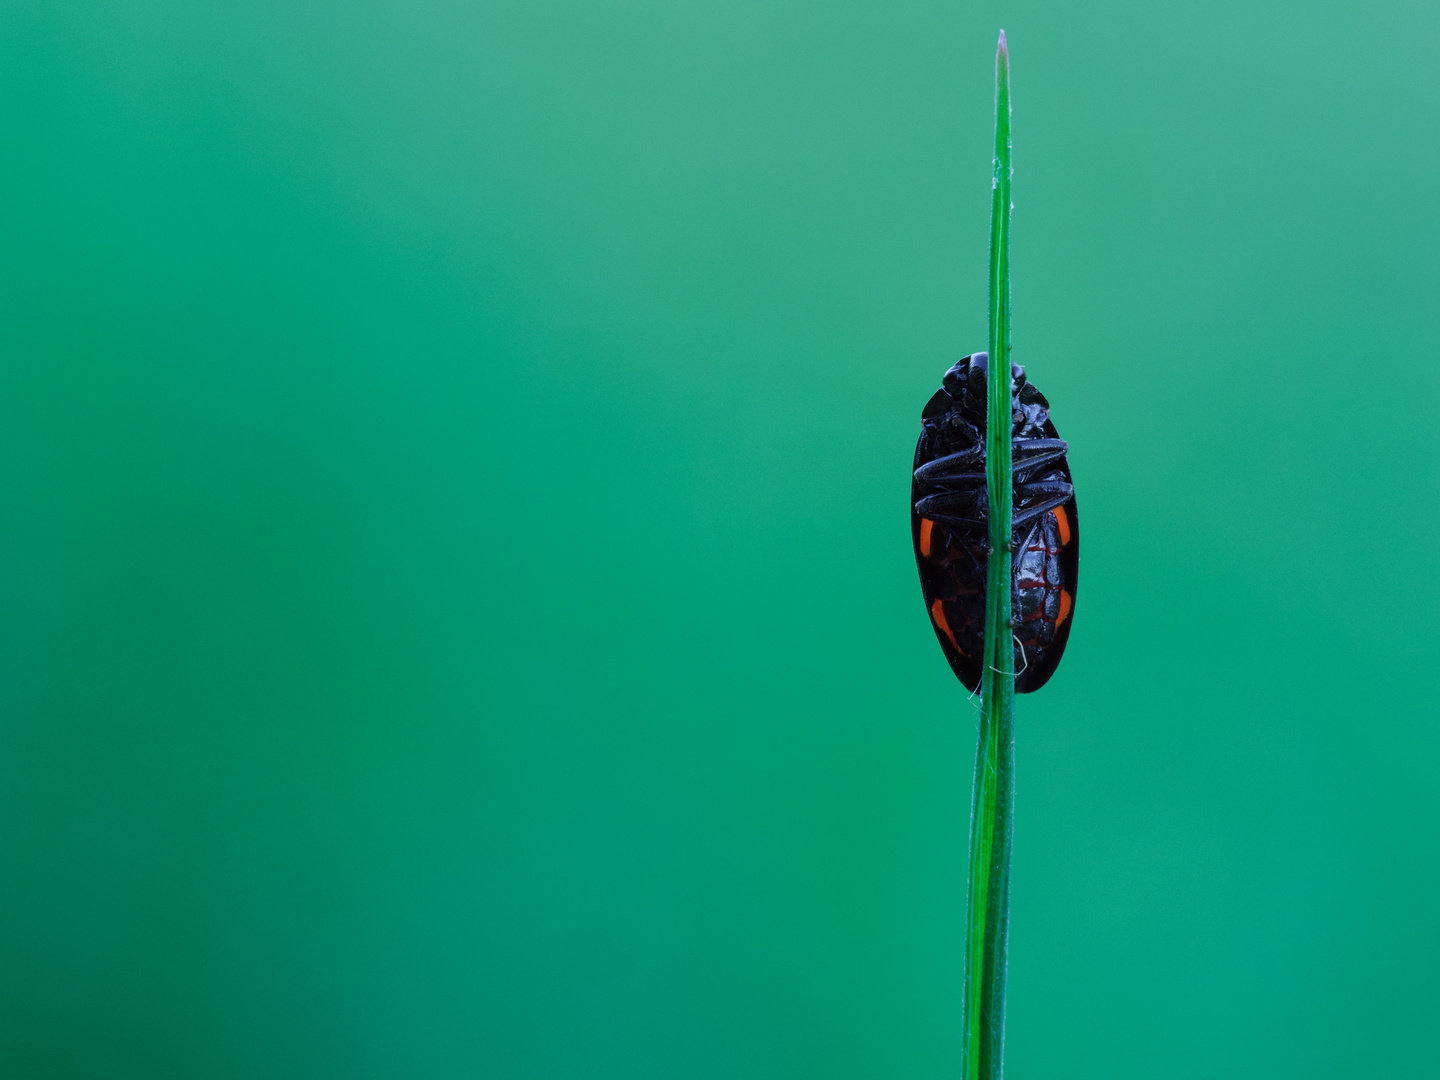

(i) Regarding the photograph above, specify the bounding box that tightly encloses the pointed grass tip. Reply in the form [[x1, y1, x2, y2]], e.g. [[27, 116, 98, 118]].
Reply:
[[997, 29, 1008, 59]]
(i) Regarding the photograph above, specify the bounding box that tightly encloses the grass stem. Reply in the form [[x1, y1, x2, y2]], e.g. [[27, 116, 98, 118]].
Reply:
[[963, 29, 1015, 1080]]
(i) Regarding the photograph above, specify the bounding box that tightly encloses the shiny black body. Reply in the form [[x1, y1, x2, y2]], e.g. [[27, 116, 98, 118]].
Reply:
[[911, 352, 1078, 692]]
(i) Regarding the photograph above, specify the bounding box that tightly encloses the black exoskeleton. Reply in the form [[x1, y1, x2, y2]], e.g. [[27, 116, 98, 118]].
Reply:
[[911, 352, 1079, 693]]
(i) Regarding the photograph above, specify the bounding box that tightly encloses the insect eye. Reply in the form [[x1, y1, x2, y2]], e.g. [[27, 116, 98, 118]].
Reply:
[[966, 361, 987, 400], [1017, 382, 1047, 407]]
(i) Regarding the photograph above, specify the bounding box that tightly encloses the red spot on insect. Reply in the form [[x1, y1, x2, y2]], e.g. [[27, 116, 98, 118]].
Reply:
[[920, 518, 935, 558], [1053, 506, 1071, 546], [930, 599, 967, 656], [1056, 589, 1073, 627]]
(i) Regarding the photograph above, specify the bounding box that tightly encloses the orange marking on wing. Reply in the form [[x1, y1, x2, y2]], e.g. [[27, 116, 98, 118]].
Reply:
[[1056, 589, 1073, 627], [1053, 506, 1072, 546], [930, 599, 967, 656], [920, 518, 935, 558]]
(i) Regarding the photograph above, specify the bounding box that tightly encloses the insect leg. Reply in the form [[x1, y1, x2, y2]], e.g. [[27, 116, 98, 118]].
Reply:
[[914, 488, 986, 522], [1010, 493, 1072, 531], [1012, 437, 1067, 457], [1014, 479, 1073, 502], [1011, 438, 1069, 475], [913, 447, 984, 485]]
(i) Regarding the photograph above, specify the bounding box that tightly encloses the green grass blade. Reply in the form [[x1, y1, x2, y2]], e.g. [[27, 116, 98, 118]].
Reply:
[[963, 29, 1015, 1080]]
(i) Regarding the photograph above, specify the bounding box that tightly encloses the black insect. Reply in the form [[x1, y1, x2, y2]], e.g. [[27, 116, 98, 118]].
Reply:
[[911, 352, 1078, 693]]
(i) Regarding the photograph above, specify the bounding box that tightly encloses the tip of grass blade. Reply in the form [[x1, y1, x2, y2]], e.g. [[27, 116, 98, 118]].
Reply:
[[997, 29, 1008, 59]]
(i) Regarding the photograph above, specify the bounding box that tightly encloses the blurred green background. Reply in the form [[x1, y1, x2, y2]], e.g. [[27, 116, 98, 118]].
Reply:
[[3, 0, 1438, 1076]]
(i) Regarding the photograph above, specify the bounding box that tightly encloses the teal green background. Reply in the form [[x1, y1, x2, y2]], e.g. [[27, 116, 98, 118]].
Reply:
[[3, 1, 1438, 1076]]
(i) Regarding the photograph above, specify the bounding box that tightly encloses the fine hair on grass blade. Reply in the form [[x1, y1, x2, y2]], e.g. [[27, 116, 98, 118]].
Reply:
[[963, 29, 1015, 1080]]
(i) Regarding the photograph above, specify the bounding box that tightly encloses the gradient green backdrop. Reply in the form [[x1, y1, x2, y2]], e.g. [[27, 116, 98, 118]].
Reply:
[[3, 1, 1438, 1076]]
